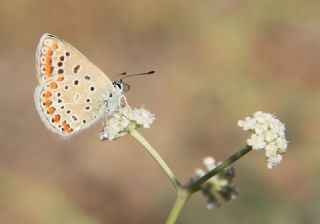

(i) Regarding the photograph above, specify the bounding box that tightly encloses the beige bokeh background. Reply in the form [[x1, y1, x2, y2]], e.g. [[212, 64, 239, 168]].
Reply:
[[1, 0, 320, 223]]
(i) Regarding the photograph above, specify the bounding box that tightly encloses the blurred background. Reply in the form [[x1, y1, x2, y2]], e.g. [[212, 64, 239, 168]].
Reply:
[[0, 0, 320, 223]]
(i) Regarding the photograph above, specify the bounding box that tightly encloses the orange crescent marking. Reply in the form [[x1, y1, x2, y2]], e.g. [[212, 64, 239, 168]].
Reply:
[[45, 42, 58, 78], [62, 123, 71, 133], [49, 82, 58, 89], [45, 99, 52, 107], [43, 91, 52, 98], [51, 42, 58, 49], [54, 114, 61, 123], [57, 76, 64, 82], [47, 107, 55, 114]]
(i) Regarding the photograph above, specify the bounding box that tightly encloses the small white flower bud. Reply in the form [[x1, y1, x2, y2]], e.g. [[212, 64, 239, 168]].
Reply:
[[203, 157, 216, 171], [195, 168, 206, 177]]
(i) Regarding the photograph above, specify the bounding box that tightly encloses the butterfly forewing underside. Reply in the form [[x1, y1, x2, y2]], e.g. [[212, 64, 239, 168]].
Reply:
[[34, 33, 116, 137]]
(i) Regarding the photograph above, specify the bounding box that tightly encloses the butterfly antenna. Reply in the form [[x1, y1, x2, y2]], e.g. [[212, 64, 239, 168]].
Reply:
[[120, 70, 155, 80]]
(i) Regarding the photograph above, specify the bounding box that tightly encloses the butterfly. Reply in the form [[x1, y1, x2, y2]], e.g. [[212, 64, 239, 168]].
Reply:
[[34, 33, 153, 137]]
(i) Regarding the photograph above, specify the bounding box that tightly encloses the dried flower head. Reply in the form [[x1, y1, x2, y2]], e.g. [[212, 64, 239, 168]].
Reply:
[[193, 156, 238, 210], [100, 106, 155, 141], [238, 111, 288, 169]]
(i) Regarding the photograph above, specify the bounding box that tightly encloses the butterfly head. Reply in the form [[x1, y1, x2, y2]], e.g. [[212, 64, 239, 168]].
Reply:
[[113, 70, 155, 93], [112, 79, 130, 92]]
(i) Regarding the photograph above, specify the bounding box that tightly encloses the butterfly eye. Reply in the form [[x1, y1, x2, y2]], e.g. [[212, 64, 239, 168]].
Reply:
[[112, 81, 123, 91]]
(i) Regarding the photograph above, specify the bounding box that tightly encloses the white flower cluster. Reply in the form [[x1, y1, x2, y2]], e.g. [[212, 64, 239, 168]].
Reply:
[[238, 111, 288, 169], [101, 106, 155, 141]]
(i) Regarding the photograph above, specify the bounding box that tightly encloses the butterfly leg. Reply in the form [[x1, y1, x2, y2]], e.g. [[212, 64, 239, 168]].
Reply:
[[118, 95, 128, 108]]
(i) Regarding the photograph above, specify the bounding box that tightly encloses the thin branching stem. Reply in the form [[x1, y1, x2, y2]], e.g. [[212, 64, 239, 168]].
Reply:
[[165, 146, 252, 223], [130, 128, 253, 224], [130, 129, 182, 190], [189, 145, 252, 192], [166, 189, 191, 224]]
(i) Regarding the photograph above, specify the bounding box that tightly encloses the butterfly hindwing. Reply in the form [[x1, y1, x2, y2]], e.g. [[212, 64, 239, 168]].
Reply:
[[34, 74, 116, 136]]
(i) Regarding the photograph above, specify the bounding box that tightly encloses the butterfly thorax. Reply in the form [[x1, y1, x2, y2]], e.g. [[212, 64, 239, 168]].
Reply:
[[104, 81, 124, 115]]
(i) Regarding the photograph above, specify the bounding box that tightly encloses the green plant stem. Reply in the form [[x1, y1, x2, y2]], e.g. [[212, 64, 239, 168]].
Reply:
[[165, 146, 253, 223], [189, 145, 252, 192], [130, 129, 182, 190], [166, 189, 190, 224], [129, 129, 252, 224]]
